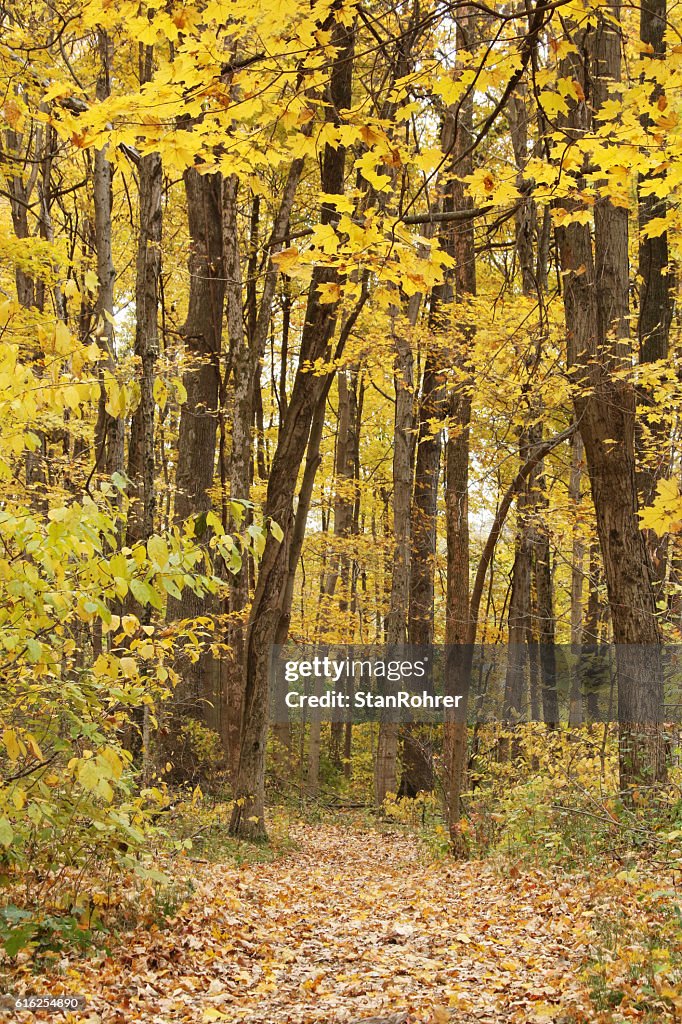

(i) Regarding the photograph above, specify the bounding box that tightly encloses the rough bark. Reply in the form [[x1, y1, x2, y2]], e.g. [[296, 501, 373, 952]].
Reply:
[[505, 86, 559, 730], [638, 0, 672, 374], [637, 0, 673, 590], [443, 12, 477, 852], [532, 475, 559, 727], [376, 317, 415, 807], [126, 66, 162, 549], [315, 368, 360, 768], [229, 16, 355, 837], [568, 432, 585, 725], [409, 354, 445, 646], [165, 169, 225, 770], [224, 163, 305, 779], [556, 8, 665, 788]]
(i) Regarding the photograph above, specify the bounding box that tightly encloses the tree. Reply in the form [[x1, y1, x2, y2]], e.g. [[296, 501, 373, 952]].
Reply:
[[554, 6, 665, 789], [229, 12, 356, 837]]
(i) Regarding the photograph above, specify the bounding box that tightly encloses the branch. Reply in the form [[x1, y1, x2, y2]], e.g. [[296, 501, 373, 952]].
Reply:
[[467, 421, 577, 644]]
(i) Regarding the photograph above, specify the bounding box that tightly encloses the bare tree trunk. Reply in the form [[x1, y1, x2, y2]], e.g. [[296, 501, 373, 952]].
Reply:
[[533, 478, 559, 727], [224, 163, 305, 779], [504, 537, 531, 721], [569, 433, 585, 725], [376, 317, 415, 806], [165, 169, 225, 774], [443, 12, 477, 853], [556, 7, 665, 788], [320, 368, 360, 767], [93, 30, 124, 479], [637, 0, 673, 591], [409, 357, 445, 644], [222, 174, 249, 779], [122, 45, 163, 776], [127, 48, 161, 549], [229, 17, 355, 837], [505, 86, 559, 731]]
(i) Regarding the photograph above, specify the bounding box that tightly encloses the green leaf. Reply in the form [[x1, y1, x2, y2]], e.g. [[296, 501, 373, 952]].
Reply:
[[77, 759, 102, 793], [147, 535, 169, 569], [161, 576, 182, 599], [3, 924, 37, 957], [0, 817, 14, 848], [130, 578, 163, 609], [25, 639, 42, 662]]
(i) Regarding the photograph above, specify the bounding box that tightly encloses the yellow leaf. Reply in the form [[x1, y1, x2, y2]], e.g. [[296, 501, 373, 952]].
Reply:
[[119, 657, 138, 678], [3, 728, 21, 761], [84, 269, 99, 293], [316, 282, 342, 304], [272, 247, 300, 275], [202, 1009, 229, 1022]]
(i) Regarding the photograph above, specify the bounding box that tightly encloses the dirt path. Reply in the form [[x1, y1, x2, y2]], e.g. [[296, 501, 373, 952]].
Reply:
[[15, 825, 598, 1023]]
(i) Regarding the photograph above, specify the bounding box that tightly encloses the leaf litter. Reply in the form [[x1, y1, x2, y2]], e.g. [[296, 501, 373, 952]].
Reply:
[[3, 824, 616, 1024]]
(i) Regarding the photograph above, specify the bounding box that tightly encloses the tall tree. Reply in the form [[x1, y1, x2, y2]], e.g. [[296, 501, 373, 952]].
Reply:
[[93, 30, 124, 479], [229, 14, 355, 837], [165, 169, 225, 770], [555, 6, 665, 788], [443, 9, 477, 853], [637, 0, 673, 593], [375, 309, 415, 806], [224, 162, 305, 777], [127, 44, 162, 550]]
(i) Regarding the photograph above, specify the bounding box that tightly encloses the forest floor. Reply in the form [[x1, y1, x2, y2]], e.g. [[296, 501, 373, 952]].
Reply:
[[2, 821, 631, 1024]]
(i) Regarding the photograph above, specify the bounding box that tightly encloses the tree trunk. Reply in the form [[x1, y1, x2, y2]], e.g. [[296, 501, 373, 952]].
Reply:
[[637, 0, 673, 591], [409, 354, 446, 645], [443, 12, 477, 852], [556, 8, 665, 788], [127, 45, 161, 549], [165, 169, 225, 774], [568, 432, 585, 726], [376, 318, 415, 807], [229, 17, 355, 837], [224, 162, 305, 780], [93, 30, 124, 479]]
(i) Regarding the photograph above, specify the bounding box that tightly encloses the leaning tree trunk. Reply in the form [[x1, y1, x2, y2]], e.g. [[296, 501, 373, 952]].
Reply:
[[224, 162, 305, 779], [229, 15, 355, 838], [556, 8, 665, 789]]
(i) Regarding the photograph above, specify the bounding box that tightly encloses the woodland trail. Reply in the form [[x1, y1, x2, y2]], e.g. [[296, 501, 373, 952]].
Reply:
[[21, 824, 600, 1024]]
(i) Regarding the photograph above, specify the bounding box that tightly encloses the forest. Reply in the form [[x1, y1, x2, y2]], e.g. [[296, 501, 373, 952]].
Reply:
[[2, 0, 682, 1020]]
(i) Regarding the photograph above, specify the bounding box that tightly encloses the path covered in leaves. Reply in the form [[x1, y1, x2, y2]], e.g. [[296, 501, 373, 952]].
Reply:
[[19, 825, 601, 1023]]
